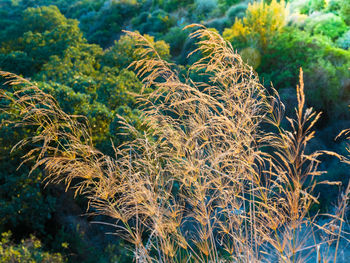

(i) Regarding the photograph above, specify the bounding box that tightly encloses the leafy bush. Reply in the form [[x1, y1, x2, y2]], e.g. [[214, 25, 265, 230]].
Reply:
[[0, 51, 34, 76], [205, 17, 231, 32], [258, 26, 350, 117], [226, 2, 248, 20], [132, 9, 175, 35], [102, 33, 170, 69], [84, 0, 139, 47], [161, 26, 189, 56], [340, 0, 350, 24], [299, 0, 327, 14], [326, 0, 342, 13], [258, 27, 316, 87], [304, 58, 349, 114], [195, 0, 218, 14], [0, 162, 56, 236], [23, 5, 68, 33], [305, 13, 348, 40], [287, 13, 308, 27], [337, 30, 350, 49], [158, 0, 191, 12], [303, 45, 350, 116], [218, 0, 240, 10], [0, 231, 65, 263], [0, 82, 57, 237], [0, 6, 83, 76], [288, 0, 309, 14]]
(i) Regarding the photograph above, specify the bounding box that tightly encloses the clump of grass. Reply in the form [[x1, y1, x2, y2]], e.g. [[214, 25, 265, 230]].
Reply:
[[1, 25, 349, 262]]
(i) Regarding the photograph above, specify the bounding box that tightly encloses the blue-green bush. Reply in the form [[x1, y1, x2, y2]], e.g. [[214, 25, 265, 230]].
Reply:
[[337, 30, 350, 49], [226, 2, 248, 20]]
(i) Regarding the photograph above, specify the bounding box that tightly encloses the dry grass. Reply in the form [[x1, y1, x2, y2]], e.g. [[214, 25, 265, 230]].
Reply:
[[1, 25, 349, 262]]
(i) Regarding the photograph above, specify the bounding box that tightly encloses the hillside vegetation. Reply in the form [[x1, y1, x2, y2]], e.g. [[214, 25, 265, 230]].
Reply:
[[0, 0, 350, 262]]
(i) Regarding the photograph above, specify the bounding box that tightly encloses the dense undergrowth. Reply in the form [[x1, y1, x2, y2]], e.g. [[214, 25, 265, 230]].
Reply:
[[1, 0, 350, 262]]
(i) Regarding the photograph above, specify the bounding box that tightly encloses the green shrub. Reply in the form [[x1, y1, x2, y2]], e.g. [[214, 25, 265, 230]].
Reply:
[[218, 0, 240, 10], [132, 9, 175, 35], [340, 0, 350, 24], [287, 13, 308, 27], [23, 5, 68, 33], [85, 1, 139, 47], [195, 0, 218, 13], [311, 0, 327, 11], [0, 231, 65, 263], [194, 0, 218, 19], [161, 26, 189, 55], [299, 0, 327, 14], [102, 33, 170, 69], [0, 51, 34, 76], [326, 0, 342, 13], [259, 26, 350, 117], [337, 30, 350, 49], [305, 13, 348, 40], [0, 6, 84, 77], [304, 51, 350, 116], [205, 17, 231, 32], [0, 164, 56, 236], [226, 2, 248, 20], [258, 27, 320, 89]]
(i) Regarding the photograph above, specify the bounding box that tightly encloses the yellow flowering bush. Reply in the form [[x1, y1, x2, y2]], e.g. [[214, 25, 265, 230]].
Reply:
[[223, 0, 287, 49]]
